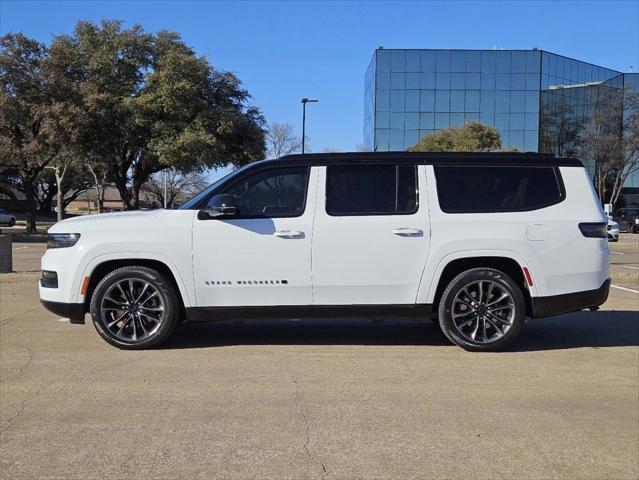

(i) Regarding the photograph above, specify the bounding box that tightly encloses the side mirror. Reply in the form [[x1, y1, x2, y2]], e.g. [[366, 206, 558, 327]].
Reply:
[[201, 194, 238, 219]]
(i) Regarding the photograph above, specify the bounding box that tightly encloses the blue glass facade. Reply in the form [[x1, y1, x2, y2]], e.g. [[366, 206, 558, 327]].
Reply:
[[364, 49, 637, 189]]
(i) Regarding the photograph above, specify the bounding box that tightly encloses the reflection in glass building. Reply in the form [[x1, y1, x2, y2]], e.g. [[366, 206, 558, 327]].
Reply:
[[364, 49, 638, 194]]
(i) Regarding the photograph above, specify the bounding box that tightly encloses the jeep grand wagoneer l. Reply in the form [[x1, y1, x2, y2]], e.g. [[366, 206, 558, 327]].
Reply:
[[40, 152, 610, 351]]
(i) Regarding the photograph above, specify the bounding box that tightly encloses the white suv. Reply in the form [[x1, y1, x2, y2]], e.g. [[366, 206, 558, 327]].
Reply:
[[39, 152, 610, 351]]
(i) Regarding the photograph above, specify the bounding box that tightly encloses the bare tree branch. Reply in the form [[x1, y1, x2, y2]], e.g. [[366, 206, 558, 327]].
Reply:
[[577, 85, 639, 207], [145, 169, 208, 208], [265, 122, 304, 159]]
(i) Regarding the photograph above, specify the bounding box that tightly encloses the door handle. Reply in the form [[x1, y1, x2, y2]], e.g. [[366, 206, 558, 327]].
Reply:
[[274, 230, 305, 239], [392, 228, 423, 237]]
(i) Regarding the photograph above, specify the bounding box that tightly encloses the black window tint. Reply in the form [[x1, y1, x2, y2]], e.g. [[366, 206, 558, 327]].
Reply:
[[434, 166, 563, 213], [326, 164, 418, 216], [397, 165, 417, 213], [218, 167, 309, 218]]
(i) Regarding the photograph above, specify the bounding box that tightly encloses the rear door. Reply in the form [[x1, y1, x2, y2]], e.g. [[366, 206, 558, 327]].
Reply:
[[312, 163, 431, 305]]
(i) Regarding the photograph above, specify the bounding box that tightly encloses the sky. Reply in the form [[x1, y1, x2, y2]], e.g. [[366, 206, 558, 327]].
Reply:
[[1, 0, 638, 156]]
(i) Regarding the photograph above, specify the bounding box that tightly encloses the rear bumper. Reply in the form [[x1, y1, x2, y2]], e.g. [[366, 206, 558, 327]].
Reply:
[[41, 300, 85, 324], [531, 279, 610, 318]]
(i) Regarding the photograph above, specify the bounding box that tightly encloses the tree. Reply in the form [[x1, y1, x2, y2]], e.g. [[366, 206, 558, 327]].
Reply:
[[409, 122, 502, 152], [36, 170, 57, 213], [54, 21, 265, 210], [578, 86, 639, 206], [82, 155, 109, 212], [265, 122, 303, 159], [47, 150, 80, 221], [58, 162, 93, 213], [539, 93, 584, 157], [614, 91, 639, 206], [0, 33, 78, 232], [36, 162, 91, 215], [145, 169, 208, 208]]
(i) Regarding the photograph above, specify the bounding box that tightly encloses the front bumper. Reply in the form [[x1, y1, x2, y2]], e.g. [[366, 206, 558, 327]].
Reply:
[[531, 279, 610, 318], [41, 300, 85, 324]]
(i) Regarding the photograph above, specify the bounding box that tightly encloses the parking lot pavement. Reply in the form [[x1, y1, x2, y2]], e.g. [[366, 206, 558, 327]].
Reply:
[[1, 241, 638, 479], [10, 242, 45, 273], [609, 233, 639, 291]]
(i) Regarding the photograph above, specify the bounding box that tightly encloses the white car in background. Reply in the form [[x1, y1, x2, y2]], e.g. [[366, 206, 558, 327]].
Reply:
[[0, 208, 16, 227], [607, 216, 619, 242]]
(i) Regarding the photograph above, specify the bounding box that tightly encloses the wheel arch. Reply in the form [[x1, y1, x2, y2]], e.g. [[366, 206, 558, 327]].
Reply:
[[81, 256, 192, 316], [422, 253, 534, 317]]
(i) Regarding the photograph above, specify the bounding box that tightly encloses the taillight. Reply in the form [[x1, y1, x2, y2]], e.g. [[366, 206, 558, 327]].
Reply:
[[578, 222, 607, 238]]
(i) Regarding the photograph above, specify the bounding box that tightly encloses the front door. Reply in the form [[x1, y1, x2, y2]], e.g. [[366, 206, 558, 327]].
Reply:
[[312, 163, 430, 305], [193, 166, 317, 307]]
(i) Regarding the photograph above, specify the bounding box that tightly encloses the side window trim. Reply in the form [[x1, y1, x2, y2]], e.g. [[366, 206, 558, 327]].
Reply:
[[213, 166, 311, 219], [325, 163, 419, 217]]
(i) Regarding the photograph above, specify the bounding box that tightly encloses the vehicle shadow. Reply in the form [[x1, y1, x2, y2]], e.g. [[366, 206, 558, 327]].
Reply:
[[162, 310, 639, 351], [513, 310, 639, 352]]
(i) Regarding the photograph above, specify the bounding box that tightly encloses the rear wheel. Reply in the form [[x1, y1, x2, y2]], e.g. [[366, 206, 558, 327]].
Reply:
[[438, 268, 526, 352], [9, 218, 15, 227], [90, 266, 179, 349]]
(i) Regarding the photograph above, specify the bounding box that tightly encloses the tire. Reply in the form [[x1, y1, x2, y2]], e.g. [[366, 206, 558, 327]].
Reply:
[[9, 218, 15, 227], [438, 268, 526, 352], [90, 266, 180, 349]]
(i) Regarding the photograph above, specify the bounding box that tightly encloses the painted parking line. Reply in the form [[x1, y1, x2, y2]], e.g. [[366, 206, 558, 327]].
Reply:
[[611, 251, 624, 255], [611, 284, 639, 294], [618, 265, 639, 271]]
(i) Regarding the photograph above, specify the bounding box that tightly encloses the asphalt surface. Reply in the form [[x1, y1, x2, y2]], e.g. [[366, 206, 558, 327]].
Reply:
[[609, 233, 639, 290], [1, 237, 638, 479]]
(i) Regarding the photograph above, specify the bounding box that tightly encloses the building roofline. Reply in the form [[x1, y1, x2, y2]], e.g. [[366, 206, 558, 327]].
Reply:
[[371, 47, 624, 74]]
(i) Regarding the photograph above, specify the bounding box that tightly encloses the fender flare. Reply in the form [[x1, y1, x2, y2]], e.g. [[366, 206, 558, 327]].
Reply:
[[76, 251, 194, 307], [417, 249, 538, 304]]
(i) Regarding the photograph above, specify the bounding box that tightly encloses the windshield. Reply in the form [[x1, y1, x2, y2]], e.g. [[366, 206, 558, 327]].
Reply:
[[179, 165, 250, 210]]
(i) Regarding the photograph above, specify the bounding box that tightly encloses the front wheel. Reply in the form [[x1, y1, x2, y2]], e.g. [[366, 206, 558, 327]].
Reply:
[[9, 218, 15, 227], [438, 268, 526, 352], [90, 266, 180, 349]]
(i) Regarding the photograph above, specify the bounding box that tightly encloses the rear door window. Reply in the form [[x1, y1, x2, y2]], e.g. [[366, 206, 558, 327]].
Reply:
[[434, 165, 564, 213], [326, 164, 418, 216]]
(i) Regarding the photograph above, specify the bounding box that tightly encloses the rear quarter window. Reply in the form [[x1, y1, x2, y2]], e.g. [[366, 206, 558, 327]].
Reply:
[[434, 165, 565, 213]]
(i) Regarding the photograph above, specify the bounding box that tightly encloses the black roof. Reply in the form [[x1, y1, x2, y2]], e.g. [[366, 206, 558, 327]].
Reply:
[[264, 151, 583, 168]]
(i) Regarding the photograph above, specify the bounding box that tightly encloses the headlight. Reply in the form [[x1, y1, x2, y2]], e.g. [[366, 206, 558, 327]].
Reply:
[[47, 233, 81, 249]]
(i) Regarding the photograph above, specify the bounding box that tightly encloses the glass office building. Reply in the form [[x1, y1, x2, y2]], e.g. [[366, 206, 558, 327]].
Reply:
[[364, 48, 637, 190]]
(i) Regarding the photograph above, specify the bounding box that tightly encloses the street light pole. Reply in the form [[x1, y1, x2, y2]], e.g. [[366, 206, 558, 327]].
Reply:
[[163, 169, 168, 209], [301, 97, 318, 154]]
